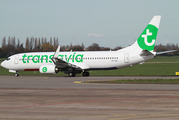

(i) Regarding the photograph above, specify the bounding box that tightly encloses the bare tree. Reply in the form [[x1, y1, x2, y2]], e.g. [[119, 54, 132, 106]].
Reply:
[[37, 38, 41, 51], [56, 37, 59, 47], [101, 47, 110, 51], [11, 36, 16, 47], [71, 45, 84, 51], [8, 36, 11, 45], [69, 43, 73, 50], [2, 37, 6, 49], [29, 37, 34, 50], [81, 43, 85, 50], [18, 43, 25, 53], [25, 37, 30, 51], [50, 37, 52, 45], [44, 37, 47, 44], [41, 37, 44, 45], [87, 43, 100, 51], [17, 39, 20, 49], [113, 46, 122, 51], [53, 37, 56, 47], [34, 38, 37, 51]]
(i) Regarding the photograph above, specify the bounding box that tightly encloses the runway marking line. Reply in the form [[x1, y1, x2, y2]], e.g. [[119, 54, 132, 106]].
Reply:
[[0, 96, 179, 109], [73, 80, 106, 84], [73, 81, 81, 83]]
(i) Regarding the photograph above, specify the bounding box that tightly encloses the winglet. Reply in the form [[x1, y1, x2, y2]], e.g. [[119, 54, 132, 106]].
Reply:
[[53, 46, 60, 58]]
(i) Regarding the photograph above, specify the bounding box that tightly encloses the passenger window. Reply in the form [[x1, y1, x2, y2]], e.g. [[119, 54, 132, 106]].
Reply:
[[7, 58, 10, 60]]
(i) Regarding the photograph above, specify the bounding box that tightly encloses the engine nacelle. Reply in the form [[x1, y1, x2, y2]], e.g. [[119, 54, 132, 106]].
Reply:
[[39, 65, 58, 74]]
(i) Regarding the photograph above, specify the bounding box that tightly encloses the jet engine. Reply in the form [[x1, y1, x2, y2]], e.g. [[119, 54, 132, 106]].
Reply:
[[39, 65, 59, 74]]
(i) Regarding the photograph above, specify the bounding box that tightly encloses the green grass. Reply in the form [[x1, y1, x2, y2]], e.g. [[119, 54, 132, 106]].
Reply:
[[0, 58, 6, 60], [147, 56, 179, 62], [82, 79, 179, 84], [89, 63, 179, 76], [0, 58, 6, 62]]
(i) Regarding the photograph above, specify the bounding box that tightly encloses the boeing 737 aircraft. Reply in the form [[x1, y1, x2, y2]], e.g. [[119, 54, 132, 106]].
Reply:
[[1, 16, 176, 77]]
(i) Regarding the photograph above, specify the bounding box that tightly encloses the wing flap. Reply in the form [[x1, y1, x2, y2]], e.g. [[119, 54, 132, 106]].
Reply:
[[51, 46, 82, 71]]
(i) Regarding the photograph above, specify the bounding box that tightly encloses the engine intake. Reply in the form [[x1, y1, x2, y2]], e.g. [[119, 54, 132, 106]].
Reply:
[[39, 65, 59, 74]]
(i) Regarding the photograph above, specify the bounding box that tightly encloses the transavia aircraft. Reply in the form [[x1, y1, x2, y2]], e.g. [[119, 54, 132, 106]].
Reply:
[[1, 16, 176, 77]]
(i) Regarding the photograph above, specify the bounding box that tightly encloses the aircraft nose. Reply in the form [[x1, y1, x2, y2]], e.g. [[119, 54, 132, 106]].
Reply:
[[1, 61, 5, 68]]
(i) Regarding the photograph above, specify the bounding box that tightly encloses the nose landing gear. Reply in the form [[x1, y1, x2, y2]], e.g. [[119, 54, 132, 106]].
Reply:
[[15, 72, 19, 77]]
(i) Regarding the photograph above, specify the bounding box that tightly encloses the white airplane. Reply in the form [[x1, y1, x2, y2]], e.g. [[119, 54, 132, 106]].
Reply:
[[1, 16, 176, 77]]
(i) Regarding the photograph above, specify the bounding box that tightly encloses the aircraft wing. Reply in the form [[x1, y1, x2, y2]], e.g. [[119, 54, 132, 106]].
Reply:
[[156, 50, 177, 55], [51, 46, 82, 71]]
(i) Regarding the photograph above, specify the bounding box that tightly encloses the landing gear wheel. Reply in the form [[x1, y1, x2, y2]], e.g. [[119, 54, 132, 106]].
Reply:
[[15, 73, 19, 77], [82, 72, 89, 77], [68, 72, 76, 77]]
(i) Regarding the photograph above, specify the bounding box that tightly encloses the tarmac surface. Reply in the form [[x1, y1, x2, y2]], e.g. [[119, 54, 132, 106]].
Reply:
[[0, 75, 179, 120]]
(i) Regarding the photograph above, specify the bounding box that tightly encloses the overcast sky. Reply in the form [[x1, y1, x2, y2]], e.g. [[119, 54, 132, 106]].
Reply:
[[0, 0, 178, 48]]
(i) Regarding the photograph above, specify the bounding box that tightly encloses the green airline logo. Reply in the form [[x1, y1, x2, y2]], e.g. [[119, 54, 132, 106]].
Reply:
[[22, 53, 84, 64], [137, 24, 158, 51], [42, 67, 47, 73]]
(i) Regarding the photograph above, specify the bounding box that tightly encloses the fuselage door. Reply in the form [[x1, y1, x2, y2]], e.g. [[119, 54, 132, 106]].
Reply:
[[124, 53, 129, 63], [14, 55, 19, 64]]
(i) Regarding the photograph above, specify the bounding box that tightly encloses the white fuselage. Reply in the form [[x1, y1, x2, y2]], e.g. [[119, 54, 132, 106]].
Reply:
[[1, 50, 154, 72]]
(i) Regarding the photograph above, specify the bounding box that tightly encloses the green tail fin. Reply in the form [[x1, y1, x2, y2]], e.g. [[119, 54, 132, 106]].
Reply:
[[137, 16, 161, 51]]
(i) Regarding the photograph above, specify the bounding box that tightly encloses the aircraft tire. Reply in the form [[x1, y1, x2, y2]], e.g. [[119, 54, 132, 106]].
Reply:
[[15, 73, 19, 77], [68, 72, 76, 77], [82, 72, 89, 77]]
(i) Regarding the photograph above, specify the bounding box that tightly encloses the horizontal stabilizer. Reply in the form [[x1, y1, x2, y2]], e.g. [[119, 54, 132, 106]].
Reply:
[[140, 50, 154, 56], [156, 50, 177, 55]]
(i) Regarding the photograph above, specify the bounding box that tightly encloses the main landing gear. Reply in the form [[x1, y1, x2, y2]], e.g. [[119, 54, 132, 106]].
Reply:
[[68, 72, 76, 77], [82, 72, 89, 77], [68, 71, 89, 77]]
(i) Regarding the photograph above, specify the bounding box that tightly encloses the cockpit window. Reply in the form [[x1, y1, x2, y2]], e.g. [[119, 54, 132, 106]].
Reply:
[[7, 58, 10, 61]]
